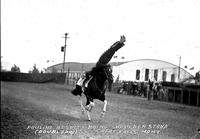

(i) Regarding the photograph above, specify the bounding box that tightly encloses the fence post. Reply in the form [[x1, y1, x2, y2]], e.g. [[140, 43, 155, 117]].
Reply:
[[197, 91, 199, 106], [181, 89, 183, 104], [166, 88, 169, 102], [173, 89, 175, 102], [147, 85, 151, 101], [188, 91, 191, 105]]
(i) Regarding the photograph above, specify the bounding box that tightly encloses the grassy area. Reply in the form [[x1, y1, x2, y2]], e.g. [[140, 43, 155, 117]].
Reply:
[[1, 95, 39, 139], [1, 82, 200, 139]]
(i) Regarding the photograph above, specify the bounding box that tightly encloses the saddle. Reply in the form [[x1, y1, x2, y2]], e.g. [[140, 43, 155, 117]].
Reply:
[[76, 74, 92, 91]]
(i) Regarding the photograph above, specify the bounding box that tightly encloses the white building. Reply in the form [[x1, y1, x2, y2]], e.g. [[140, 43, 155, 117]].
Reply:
[[112, 59, 193, 83]]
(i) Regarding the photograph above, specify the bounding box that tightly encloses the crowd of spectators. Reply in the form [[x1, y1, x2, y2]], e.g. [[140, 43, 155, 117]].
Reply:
[[113, 80, 167, 101]]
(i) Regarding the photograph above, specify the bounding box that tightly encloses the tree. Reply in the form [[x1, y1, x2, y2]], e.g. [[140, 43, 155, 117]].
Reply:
[[11, 64, 20, 72], [29, 64, 40, 74]]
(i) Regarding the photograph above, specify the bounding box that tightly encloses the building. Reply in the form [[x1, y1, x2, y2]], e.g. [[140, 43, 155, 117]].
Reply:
[[112, 59, 193, 83]]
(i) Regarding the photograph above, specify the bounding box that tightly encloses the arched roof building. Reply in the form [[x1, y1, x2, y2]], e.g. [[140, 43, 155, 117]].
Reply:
[[47, 59, 193, 83], [112, 59, 193, 83]]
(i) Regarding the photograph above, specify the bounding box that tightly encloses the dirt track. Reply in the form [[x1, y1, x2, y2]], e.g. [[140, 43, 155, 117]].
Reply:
[[1, 82, 200, 139]]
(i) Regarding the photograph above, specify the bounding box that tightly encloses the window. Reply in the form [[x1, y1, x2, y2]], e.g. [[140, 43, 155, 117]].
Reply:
[[154, 69, 158, 81], [171, 74, 175, 82], [145, 69, 149, 81], [162, 71, 167, 81], [136, 70, 140, 80]]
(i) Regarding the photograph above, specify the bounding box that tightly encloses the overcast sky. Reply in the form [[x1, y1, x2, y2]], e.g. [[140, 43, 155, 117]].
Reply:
[[1, 0, 200, 74]]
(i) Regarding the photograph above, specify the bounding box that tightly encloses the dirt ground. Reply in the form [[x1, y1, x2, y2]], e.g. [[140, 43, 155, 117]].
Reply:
[[1, 81, 200, 139]]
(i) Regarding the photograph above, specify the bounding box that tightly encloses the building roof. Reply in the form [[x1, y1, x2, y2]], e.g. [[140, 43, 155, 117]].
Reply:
[[120, 59, 193, 77], [47, 61, 127, 72]]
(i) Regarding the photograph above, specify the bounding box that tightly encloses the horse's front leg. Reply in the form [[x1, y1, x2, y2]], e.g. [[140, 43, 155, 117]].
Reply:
[[86, 101, 95, 112], [101, 100, 107, 118], [85, 100, 95, 121], [79, 95, 85, 115]]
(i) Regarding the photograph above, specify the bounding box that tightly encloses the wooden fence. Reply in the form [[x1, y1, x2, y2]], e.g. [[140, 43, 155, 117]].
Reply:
[[164, 86, 200, 107], [0, 72, 66, 83]]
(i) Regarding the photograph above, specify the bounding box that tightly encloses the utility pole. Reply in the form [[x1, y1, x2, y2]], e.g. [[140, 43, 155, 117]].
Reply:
[[178, 56, 181, 80], [61, 33, 69, 73]]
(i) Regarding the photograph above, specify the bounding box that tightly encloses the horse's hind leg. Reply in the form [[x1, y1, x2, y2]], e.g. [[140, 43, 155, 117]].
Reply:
[[99, 94, 107, 118], [103, 100, 107, 112], [101, 100, 107, 118]]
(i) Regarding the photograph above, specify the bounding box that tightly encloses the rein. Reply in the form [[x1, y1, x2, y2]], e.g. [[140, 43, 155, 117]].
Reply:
[[103, 68, 109, 79], [93, 77, 106, 94]]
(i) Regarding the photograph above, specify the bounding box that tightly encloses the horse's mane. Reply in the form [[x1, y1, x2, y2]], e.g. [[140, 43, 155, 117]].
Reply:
[[90, 65, 113, 84], [90, 66, 106, 76]]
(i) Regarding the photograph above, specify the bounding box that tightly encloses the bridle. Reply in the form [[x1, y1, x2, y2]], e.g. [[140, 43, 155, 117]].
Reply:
[[94, 77, 106, 94], [103, 66, 113, 81]]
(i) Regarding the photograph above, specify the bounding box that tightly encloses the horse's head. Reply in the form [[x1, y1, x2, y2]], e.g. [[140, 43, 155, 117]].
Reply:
[[90, 64, 113, 85], [90, 64, 113, 92], [98, 64, 113, 83]]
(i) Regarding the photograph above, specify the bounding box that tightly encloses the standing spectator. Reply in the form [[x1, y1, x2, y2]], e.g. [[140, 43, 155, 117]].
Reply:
[[148, 80, 153, 100]]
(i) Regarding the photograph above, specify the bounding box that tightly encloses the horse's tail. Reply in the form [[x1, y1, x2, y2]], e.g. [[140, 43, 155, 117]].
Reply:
[[71, 85, 83, 96]]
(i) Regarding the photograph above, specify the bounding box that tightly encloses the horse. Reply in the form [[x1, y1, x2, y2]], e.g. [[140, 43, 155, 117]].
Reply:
[[71, 65, 113, 121]]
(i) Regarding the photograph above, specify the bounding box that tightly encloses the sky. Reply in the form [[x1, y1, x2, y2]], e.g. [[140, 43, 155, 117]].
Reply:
[[1, 0, 200, 75]]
